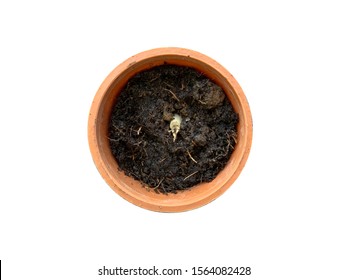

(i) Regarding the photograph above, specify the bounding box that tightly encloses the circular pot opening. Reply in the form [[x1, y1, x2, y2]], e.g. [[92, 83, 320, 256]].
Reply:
[[88, 48, 252, 212]]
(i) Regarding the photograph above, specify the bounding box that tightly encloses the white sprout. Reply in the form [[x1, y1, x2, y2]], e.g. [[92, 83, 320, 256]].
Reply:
[[169, 114, 182, 142]]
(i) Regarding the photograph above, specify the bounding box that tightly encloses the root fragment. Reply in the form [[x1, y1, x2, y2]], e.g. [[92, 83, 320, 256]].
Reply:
[[184, 171, 199, 181], [187, 150, 198, 164], [163, 88, 180, 102]]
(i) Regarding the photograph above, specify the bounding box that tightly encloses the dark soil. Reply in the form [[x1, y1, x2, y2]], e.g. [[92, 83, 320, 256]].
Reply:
[[108, 65, 239, 194]]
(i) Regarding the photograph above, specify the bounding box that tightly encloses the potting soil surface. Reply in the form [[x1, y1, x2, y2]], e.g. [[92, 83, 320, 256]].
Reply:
[[109, 65, 238, 194]]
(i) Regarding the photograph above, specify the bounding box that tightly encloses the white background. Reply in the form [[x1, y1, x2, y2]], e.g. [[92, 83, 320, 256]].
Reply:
[[1, 1, 346, 279]]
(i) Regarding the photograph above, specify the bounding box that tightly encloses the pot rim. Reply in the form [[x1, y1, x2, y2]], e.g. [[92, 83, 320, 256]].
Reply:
[[88, 47, 253, 212]]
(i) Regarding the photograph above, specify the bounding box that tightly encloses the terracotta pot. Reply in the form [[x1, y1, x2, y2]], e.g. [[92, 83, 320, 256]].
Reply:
[[88, 47, 252, 212]]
